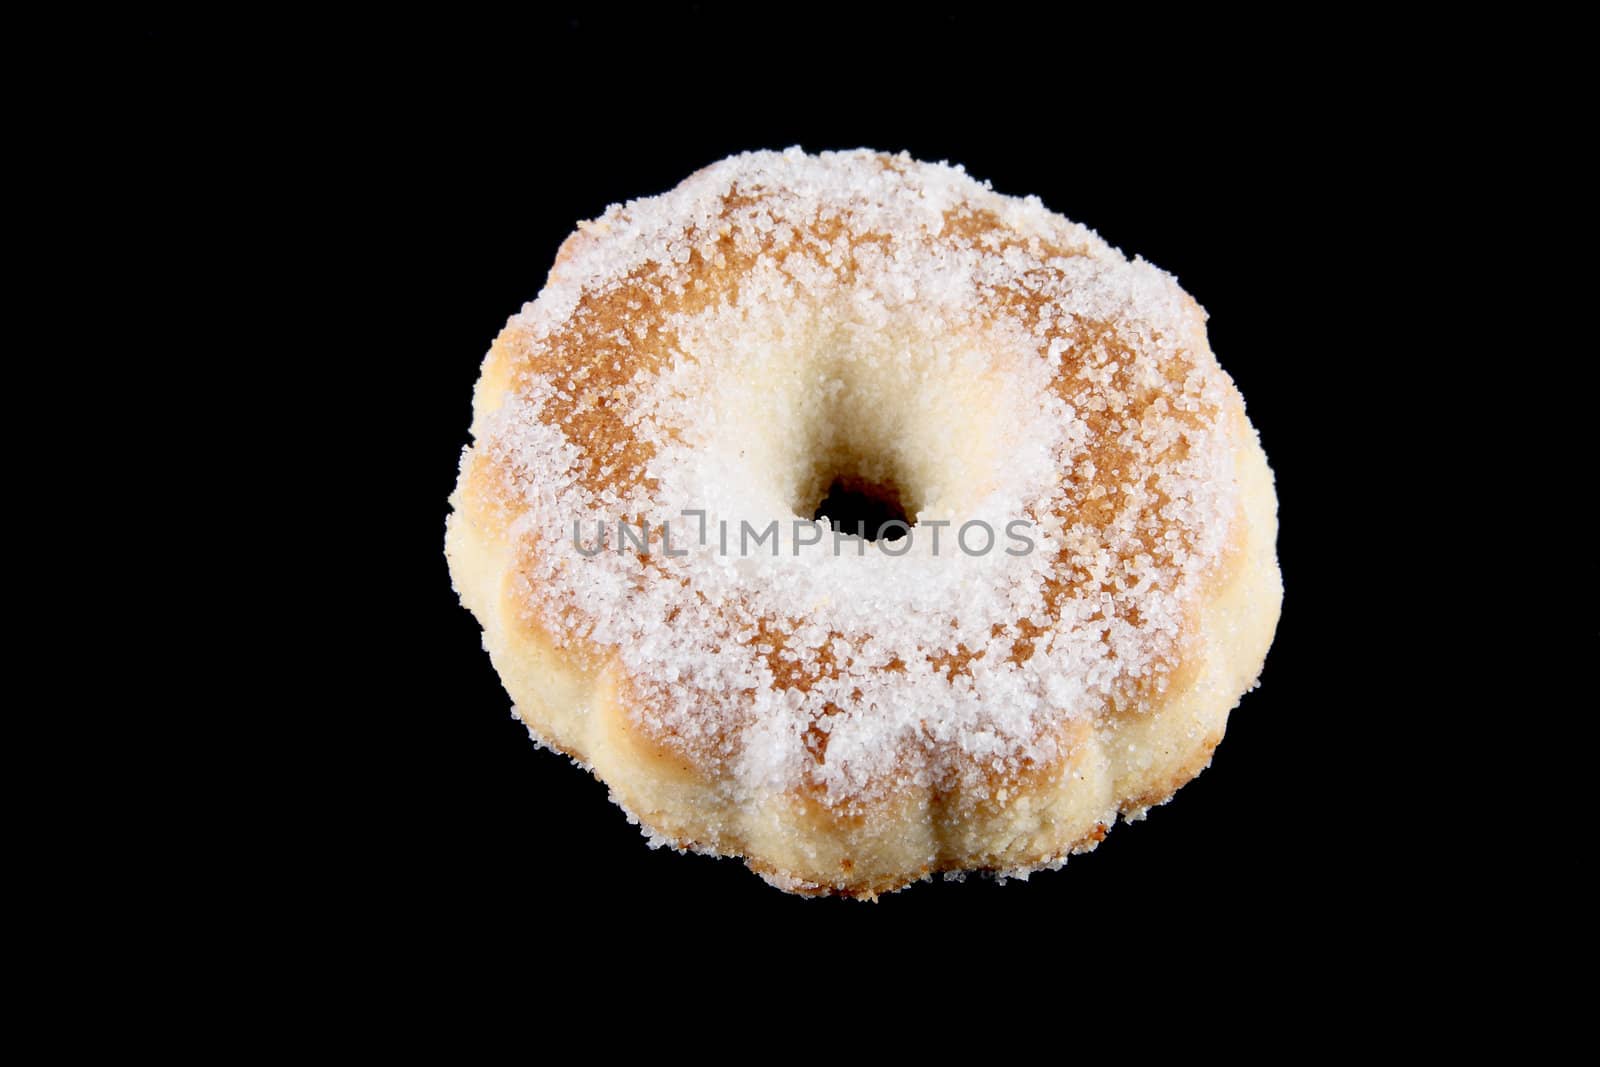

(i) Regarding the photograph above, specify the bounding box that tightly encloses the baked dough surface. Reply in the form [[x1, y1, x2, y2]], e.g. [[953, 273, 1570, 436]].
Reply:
[[446, 149, 1282, 896]]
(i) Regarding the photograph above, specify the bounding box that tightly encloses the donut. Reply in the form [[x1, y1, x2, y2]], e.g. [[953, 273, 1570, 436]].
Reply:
[[445, 148, 1281, 897]]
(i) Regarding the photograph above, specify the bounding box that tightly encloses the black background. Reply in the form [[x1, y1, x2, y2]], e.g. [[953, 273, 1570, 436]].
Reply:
[[124, 13, 1472, 962]]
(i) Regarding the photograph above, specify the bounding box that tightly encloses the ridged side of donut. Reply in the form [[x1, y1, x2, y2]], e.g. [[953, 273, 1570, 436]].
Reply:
[[445, 374, 1280, 898]]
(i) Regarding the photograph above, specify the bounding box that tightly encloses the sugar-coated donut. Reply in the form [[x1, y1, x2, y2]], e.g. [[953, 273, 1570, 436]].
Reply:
[[445, 148, 1281, 897]]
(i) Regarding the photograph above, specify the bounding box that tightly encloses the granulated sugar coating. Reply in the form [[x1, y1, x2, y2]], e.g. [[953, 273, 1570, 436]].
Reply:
[[447, 148, 1282, 897]]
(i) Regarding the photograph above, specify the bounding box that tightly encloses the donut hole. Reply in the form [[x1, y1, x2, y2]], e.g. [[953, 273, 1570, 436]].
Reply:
[[682, 313, 1051, 550], [781, 372, 928, 539], [811, 474, 911, 542]]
